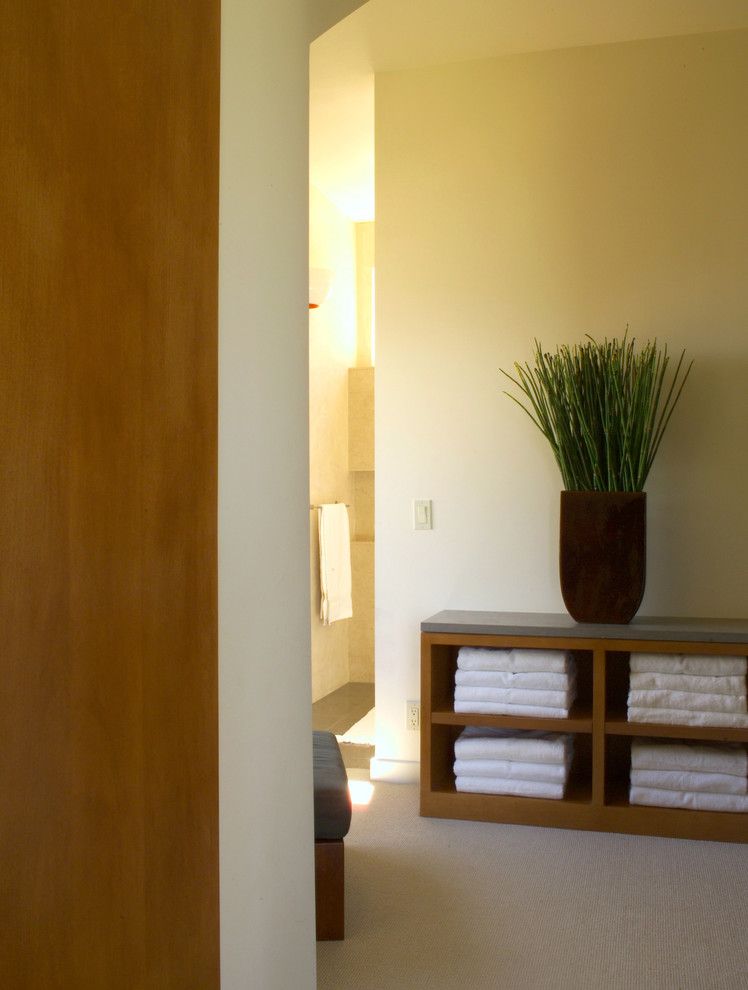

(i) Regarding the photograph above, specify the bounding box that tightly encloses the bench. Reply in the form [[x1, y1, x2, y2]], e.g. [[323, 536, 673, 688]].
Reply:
[[313, 730, 352, 940]]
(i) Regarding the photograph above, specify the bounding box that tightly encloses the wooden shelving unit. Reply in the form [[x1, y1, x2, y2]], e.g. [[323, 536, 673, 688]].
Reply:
[[420, 611, 748, 843]]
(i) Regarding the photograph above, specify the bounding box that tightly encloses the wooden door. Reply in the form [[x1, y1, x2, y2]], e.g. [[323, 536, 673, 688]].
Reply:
[[0, 3, 220, 986]]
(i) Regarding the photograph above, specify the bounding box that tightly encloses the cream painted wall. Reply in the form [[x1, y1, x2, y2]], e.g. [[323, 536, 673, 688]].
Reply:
[[219, 2, 317, 987], [374, 29, 748, 777], [309, 185, 357, 701], [356, 222, 375, 366]]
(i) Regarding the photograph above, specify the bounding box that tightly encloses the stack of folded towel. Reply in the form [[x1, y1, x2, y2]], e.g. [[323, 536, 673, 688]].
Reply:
[[454, 647, 576, 718], [630, 738, 748, 812], [627, 653, 748, 728], [453, 726, 574, 799]]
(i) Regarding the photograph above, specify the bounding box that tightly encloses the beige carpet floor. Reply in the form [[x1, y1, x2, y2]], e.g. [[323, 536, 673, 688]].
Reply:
[[317, 782, 748, 990]]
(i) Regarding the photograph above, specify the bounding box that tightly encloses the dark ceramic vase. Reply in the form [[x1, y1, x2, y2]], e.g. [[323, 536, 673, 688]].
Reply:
[[559, 491, 646, 624]]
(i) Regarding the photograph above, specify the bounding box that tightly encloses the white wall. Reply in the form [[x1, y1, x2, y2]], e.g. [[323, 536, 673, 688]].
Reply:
[[219, 2, 316, 987], [219, 4, 369, 981], [374, 30, 748, 776]]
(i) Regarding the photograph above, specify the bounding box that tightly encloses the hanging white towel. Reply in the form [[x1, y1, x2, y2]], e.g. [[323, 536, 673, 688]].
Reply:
[[317, 503, 352, 625]]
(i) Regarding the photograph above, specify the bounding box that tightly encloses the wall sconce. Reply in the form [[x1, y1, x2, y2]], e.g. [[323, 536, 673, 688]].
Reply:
[[309, 268, 333, 309]]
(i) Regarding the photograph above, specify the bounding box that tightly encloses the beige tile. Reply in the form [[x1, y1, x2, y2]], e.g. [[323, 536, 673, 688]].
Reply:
[[352, 471, 374, 540], [339, 743, 374, 771], [348, 367, 374, 471], [312, 682, 374, 733], [350, 542, 374, 682]]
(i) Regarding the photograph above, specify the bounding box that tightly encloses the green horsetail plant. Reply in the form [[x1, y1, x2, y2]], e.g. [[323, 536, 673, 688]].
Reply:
[[501, 335, 692, 492]]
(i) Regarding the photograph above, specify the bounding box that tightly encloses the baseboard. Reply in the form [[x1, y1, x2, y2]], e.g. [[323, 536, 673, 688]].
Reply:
[[369, 757, 419, 784]]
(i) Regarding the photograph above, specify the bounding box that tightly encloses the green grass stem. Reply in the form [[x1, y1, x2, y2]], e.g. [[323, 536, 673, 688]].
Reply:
[[501, 334, 692, 492]]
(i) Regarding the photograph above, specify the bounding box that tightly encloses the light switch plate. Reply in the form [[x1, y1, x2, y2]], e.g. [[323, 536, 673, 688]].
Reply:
[[413, 499, 432, 530]]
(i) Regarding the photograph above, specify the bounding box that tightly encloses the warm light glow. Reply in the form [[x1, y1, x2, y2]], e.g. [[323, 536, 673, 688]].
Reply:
[[348, 779, 374, 806], [370, 266, 375, 364], [309, 267, 333, 309]]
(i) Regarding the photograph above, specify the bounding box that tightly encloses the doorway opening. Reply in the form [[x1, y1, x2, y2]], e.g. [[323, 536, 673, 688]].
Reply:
[[308, 205, 375, 773]]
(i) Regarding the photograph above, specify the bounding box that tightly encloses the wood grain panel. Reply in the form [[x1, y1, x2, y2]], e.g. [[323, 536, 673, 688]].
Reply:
[[0, 3, 219, 986], [591, 649, 607, 805]]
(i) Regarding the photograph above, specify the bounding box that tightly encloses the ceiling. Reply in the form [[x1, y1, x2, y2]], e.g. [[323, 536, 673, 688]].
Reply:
[[310, 0, 748, 221]]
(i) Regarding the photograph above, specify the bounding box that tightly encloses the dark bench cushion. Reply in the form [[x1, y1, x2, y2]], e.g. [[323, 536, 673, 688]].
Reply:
[[313, 731, 352, 841]]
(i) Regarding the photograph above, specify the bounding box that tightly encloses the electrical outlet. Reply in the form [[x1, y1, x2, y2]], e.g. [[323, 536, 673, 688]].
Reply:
[[406, 700, 420, 731]]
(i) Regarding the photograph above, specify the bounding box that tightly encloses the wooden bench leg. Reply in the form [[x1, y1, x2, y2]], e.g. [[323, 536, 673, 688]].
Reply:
[[315, 839, 344, 940]]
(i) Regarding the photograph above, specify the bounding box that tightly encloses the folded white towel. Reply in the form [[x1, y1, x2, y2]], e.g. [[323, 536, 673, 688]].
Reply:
[[630, 653, 747, 677], [455, 669, 572, 691], [627, 707, 748, 728], [454, 701, 570, 718], [454, 727, 573, 765], [317, 504, 352, 625], [455, 685, 575, 708], [457, 647, 571, 674], [631, 768, 748, 796], [630, 671, 747, 697], [456, 776, 564, 799], [631, 739, 748, 777], [627, 689, 747, 715], [453, 758, 569, 783], [629, 786, 748, 813]]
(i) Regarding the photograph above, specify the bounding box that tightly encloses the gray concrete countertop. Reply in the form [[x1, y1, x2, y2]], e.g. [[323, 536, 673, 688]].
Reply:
[[421, 610, 748, 644]]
